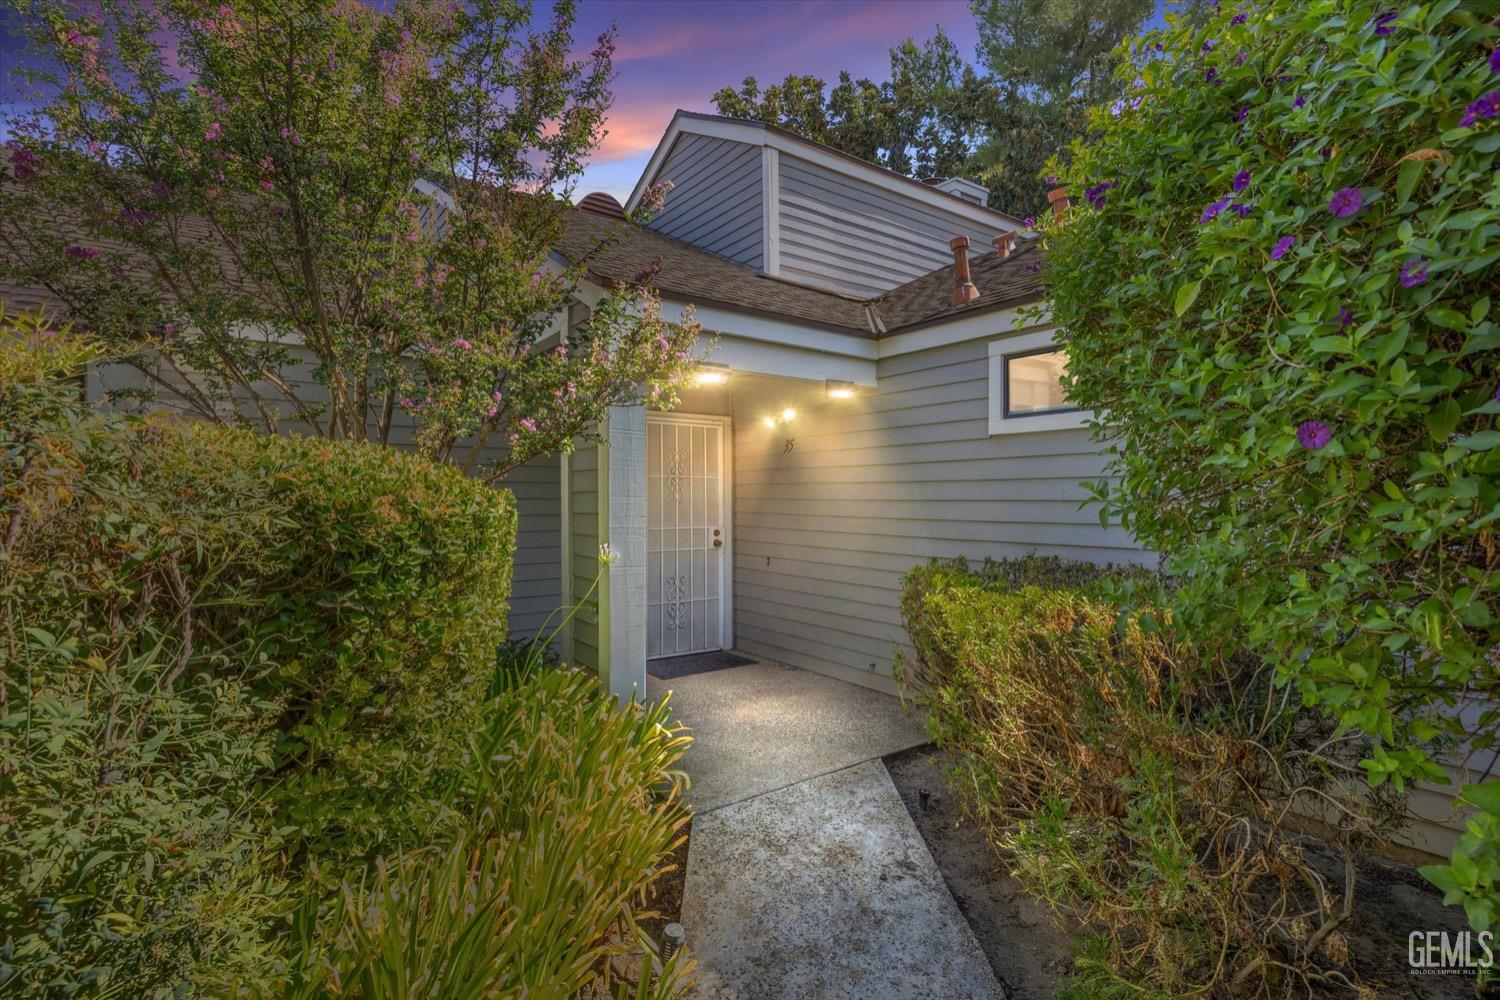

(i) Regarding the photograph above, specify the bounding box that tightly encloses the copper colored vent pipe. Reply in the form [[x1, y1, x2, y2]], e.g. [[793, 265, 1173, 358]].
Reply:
[[949, 236, 979, 306], [1048, 186, 1071, 222], [992, 232, 1016, 259]]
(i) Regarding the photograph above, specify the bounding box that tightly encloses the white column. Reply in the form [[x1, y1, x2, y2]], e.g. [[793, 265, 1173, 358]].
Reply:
[[601, 404, 647, 701]]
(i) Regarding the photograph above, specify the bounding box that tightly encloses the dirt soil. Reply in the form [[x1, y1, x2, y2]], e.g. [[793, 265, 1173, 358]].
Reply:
[[884, 745, 1495, 1000], [885, 746, 1074, 998], [642, 817, 691, 941]]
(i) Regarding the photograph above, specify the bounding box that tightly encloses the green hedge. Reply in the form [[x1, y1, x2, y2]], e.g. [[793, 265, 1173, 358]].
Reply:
[[0, 312, 518, 995], [897, 557, 1396, 996]]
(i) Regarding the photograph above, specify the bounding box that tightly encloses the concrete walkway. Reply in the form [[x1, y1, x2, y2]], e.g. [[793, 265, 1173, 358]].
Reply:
[[649, 658, 1004, 999]]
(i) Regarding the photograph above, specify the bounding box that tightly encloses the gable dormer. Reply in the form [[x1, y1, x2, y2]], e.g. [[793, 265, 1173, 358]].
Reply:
[[627, 111, 1021, 299]]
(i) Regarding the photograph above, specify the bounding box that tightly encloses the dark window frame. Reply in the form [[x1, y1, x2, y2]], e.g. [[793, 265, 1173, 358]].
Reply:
[[1001, 346, 1078, 419]]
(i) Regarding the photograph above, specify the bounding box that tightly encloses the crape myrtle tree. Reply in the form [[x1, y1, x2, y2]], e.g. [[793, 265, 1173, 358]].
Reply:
[[1039, 1, 1500, 932], [0, 0, 700, 482]]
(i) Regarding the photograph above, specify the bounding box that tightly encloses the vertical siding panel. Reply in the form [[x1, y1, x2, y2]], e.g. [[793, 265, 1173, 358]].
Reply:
[[646, 134, 765, 269]]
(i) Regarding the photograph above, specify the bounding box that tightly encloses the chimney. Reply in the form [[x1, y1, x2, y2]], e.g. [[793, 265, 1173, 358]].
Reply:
[[992, 232, 1016, 259], [1047, 186, 1071, 223], [949, 236, 979, 306]]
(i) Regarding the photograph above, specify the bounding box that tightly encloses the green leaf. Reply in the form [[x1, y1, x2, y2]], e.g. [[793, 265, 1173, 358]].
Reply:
[[1174, 280, 1201, 317], [1425, 398, 1460, 442], [1455, 430, 1500, 451]]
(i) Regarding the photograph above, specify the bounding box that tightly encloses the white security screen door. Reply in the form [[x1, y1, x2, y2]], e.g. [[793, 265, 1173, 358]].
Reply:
[[647, 415, 726, 658]]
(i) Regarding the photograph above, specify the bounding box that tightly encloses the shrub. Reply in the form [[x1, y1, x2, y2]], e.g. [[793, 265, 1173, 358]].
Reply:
[[897, 558, 1395, 996], [0, 311, 517, 995], [1038, 1, 1500, 930], [261, 667, 694, 1000]]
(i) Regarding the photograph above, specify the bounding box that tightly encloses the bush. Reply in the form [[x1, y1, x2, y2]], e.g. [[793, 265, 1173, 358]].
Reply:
[[897, 558, 1395, 996], [0, 311, 518, 995], [263, 667, 694, 1000], [1038, 1, 1500, 930]]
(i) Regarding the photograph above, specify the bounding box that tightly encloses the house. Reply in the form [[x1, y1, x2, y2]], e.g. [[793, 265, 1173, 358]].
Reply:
[[540, 110, 1139, 699]]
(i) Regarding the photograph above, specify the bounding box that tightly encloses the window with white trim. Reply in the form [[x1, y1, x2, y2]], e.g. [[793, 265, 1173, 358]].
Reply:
[[987, 331, 1089, 435]]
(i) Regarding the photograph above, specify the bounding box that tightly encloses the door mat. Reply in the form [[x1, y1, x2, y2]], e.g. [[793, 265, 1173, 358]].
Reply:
[[648, 650, 756, 679]]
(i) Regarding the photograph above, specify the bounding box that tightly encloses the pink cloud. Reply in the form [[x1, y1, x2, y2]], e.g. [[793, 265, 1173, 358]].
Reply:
[[593, 99, 681, 161]]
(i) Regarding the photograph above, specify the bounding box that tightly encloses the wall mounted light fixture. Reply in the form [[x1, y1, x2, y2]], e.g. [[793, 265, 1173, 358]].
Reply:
[[695, 362, 731, 386], [825, 379, 856, 399]]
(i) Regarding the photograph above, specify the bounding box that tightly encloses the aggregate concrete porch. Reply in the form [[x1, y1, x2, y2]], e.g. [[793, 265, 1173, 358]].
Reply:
[[648, 656, 1004, 999], [646, 657, 928, 812]]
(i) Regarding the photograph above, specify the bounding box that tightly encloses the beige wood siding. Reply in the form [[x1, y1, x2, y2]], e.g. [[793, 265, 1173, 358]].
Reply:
[[725, 337, 1144, 694], [776, 154, 1001, 298], [646, 133, 764, 269]]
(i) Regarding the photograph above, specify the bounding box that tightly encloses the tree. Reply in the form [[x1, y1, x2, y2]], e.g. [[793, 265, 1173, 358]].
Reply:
[[970, 0, 1153, 104], [0, 0, 699, 482], [711, 29, 992, 195], [1039, 0, 1500, 934]]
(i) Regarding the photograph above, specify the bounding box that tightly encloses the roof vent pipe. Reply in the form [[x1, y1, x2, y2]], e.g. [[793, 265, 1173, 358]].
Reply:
[[992, 232, 1016, 259], [949, 236, 980, 306], [1047, 186, 1071, 223]]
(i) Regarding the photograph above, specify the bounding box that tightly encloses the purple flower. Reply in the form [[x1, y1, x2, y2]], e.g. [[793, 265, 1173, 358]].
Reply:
[[1459, 92, 1500, 127], [1231, 202, 1252, 218], [1236, 104, 1249, 122], [1271, 235, 1295, 260], [1085, 181, 1114, 209], [1230, 12, 1247, 25], [1023, 216, 1035, 228], [1297, 420, 1333, 449], [1372, 11, 1397, 36], [1399, 259, 1429, 287], [1327, 187, 1364, 218], [204, 121, 223, 142], [1200, 195, 1232, 222], [1494, 383, 1500, 403], [1205, 66, 1219, 83], [1491, 49, 1500, 75], [65, 245, 100, 259], [1232, 170, 1251, 192], [1335, 306, 1354, 330], [4, 139, 39, 182], [1202, 38, 1217, 53], [1293, 95, 1306, 108]]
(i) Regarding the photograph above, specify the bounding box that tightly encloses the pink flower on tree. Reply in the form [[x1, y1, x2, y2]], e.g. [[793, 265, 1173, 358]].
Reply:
[[204, 122, 223, 142]]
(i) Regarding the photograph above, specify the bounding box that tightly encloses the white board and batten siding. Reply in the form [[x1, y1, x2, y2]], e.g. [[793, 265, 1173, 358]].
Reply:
[[775, 154, 1002, 298], [726, 335, 1143, 695], [646, 132, 764, 270]]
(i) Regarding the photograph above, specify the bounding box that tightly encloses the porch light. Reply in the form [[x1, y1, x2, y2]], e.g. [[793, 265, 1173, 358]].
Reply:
[[762, 415, 777, 429], [780, 407, 797, 423], [695, 362, 730, 386], [825, 379, 856, 400]]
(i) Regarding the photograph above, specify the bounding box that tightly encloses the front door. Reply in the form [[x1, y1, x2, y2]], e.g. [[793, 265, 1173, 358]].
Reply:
[[647, 414, 728, 658]]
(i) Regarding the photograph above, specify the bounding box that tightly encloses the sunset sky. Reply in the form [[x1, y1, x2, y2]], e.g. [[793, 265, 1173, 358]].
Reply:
[[0, 0, 1100, 202]]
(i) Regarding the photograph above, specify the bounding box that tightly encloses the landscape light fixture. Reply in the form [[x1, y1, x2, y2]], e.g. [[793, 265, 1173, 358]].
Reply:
[[695, 362, 730, 386], [825, 379, 856, 399]]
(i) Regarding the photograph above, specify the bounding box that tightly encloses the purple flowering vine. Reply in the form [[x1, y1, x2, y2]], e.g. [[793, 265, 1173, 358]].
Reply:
[[1236, 104, 1249, 122], [1297, 420, 1333, 449], [1372, 11, 1397, 35], [1085, 181, 1114, 209], [1293, 95, 1306, 108], [1232, 170, 1251, 192], [1459, 92, 1500, 127], [1205, 66, 1219, 83], [1336, 306, 1354, 330], [1399, 259, 1429, 287], [1200, 195, 1232, 222], [1230, 12, 1247, 25], [1491, 49, 1500, 75], [1327, 187, 1363, 218], [1271, 235, 1295, 260], [1231, 202, 1252, 218]]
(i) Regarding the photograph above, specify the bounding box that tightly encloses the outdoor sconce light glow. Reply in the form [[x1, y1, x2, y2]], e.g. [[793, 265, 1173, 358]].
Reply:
[[695, 362, 730, 386], [763, 408, 798, 429], [825, 379, 855, 399]]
